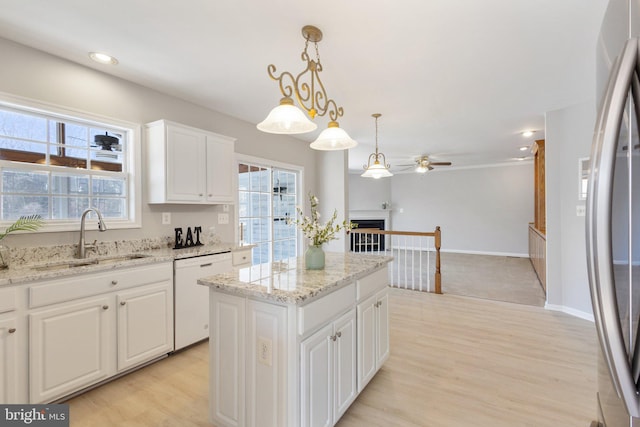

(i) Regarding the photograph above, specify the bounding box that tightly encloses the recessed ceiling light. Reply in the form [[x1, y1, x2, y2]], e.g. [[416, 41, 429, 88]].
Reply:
[[519, 146, 529, 151], [521, 130, 535, 138], [516, 156, 527, 161], [89, 52, 118, 65]]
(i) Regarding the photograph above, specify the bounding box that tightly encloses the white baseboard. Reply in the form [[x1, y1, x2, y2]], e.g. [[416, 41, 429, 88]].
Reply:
[[440, 248, 529, 258], [545, 303, 594, 322]]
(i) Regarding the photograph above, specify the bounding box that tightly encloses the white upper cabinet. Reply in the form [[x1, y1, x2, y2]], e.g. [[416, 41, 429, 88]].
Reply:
[[145, 120, 236, 204]]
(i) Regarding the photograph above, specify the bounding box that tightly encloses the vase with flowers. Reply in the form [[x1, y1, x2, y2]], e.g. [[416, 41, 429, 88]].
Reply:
[[0, 215, 44, 269], [288, 193, 355, 270]]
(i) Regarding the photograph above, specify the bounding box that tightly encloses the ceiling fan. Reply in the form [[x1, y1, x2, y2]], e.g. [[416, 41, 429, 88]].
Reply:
[[397, 155, 452, 173]]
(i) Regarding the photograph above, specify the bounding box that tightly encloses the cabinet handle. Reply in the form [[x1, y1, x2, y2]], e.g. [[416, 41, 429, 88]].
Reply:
[[199, 193, 203, 197], [208, 194, 212, 197], [120, 301, 127, 306], [111, 280, 118, 285], [102, 305, 109, 310], [8, 328, 16, 334], [330, 334, 337, 341], [200, 263, 213, 268], [336, 331, 342, 338]]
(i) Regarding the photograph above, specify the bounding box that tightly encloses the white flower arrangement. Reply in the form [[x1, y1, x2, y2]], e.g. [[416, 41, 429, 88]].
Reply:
[[288, 193, 355, 247]]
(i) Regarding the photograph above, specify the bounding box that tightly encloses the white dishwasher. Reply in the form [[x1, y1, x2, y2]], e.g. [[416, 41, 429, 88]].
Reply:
[[174, 252, 232, 350]]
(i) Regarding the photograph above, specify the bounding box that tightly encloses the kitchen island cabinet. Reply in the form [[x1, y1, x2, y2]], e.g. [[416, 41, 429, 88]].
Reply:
[[198, 252, 393, 427]]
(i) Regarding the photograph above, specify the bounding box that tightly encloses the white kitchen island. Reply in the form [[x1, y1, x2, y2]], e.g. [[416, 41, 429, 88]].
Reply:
[[198, 252, 393, 427]]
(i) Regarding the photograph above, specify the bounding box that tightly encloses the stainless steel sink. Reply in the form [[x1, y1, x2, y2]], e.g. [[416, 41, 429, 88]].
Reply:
[[34, 260, 97, 271], [95, 254, 151, 264], [32, 254, 151, 271]]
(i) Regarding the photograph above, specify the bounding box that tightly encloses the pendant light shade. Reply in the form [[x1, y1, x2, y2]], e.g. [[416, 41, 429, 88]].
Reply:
[[362, 113, 393, 179], [310, 121, 358, 150], [256, 97, 317, 134], [361, 161, 394, 179]]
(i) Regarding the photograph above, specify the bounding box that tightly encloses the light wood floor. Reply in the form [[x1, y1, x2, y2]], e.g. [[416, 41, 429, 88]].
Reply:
[[66, 289, 596, 426]]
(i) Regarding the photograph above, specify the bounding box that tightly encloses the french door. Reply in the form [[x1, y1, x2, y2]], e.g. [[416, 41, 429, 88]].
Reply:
[[237, 159, 300, 265]]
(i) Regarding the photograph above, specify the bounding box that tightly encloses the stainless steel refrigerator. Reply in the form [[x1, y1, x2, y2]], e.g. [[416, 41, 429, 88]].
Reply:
[[588, 0, 640, 425]]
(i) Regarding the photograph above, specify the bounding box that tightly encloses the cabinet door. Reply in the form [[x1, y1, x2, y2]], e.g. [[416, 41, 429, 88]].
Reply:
[[117, 282, 173, 371], [0, 317, 17, 403], [205, 135, 234, 203], [166, 124, 207, 202], [29, 296, 112, 403], [375, 289, 390, 367], [333, 310, 357, 423], [301, 323, 333, 427], [356, 294, 377, 392]]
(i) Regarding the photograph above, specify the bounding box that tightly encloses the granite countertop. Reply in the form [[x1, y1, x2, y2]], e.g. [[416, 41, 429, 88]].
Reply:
[[0, 242, 252, 287], [198, 252, 393, 306]]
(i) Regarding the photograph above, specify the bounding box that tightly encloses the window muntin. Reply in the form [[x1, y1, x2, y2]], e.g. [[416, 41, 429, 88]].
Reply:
[[0, 101, 136, 226], [238, 162, 299, 265]]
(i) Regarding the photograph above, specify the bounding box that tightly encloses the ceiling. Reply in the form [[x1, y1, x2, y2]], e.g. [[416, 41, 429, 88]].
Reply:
[[0, 0, 608, 173]]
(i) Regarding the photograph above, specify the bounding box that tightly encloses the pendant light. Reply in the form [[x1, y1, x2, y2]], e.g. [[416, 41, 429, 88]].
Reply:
[[362, 114, 393, 179], [257, 25, 357, 150]]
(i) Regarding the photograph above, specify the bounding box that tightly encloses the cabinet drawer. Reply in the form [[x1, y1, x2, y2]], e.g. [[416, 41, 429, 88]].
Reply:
[[0, 287, 16, 313], [29, 262, 173, 309], [356, 266, 388, 302], [298, 283, 355, 337], [232, 250, 251, 267]]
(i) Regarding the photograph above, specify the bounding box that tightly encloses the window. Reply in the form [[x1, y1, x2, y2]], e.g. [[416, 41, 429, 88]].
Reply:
[[0, 97, 140, 229], [238, 159, 300, 265]]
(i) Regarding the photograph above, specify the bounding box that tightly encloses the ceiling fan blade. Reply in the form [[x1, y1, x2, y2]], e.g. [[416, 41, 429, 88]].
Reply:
[[428, 165, 434, 171], [429, 162, 452, 166]]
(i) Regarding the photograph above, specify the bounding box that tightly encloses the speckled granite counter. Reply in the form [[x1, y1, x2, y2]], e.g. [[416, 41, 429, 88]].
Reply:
[[198, 252, 393, 305], [0, 242, 251, 287]]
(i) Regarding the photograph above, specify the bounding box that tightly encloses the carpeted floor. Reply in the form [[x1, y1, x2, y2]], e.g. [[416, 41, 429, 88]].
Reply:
[[390, 251, 546, 307]]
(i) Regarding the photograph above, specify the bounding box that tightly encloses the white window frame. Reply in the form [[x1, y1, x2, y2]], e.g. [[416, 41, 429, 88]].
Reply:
[[0, 92, 141, 232], [235, 154, 304, 262]]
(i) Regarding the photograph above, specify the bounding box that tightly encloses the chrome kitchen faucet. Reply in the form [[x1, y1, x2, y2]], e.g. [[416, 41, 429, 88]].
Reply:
[[77, 208, 107, 258]]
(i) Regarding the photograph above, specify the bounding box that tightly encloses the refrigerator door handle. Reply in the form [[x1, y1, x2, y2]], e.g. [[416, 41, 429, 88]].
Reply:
[[587, 37, 640, 417]]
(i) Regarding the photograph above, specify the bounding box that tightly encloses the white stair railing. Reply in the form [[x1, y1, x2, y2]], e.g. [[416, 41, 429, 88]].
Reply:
[[349, 227, 441, 294]]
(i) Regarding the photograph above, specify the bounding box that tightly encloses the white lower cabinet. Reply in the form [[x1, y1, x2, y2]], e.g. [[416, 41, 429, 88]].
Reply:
[[117, 283, 173, 371], [0, 316, 19, 403], [29, 295, 112, 403], [357, 287, 389, 392], [301, 309, 357, 427], [28, 262, 173, 403]]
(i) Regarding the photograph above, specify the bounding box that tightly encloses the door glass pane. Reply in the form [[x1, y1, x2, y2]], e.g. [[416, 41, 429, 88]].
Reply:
[[237, 162, 299, 265]]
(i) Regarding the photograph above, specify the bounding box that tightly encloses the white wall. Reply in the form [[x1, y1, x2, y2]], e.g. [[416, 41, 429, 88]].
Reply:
[[348, 174, 392, 212], [545, 100, 596, 320], [0, 37, 318, 249], [362, 164, 533, 256], [317, 151, 349, 252]]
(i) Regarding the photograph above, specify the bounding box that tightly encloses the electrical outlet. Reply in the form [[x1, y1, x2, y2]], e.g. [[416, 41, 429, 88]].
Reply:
[[162, 212, 171, 225], [576, 205, 586, 217], [257, 337, 272, 366], [218, 213, 229, 224]]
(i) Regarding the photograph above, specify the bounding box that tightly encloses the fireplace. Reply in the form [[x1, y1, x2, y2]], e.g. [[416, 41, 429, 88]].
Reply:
[[351, 219, 385, 252]]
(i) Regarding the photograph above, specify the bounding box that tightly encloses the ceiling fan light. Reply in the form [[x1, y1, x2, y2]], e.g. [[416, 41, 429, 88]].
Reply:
[[415, 165, 428, 173], [310, 121, 357, 150], [257, 97, 317, 134]]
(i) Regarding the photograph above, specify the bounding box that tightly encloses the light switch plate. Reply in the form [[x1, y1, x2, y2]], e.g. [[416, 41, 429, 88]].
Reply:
[[576, 205, 586, 217], [218, 213, 229, 224]]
